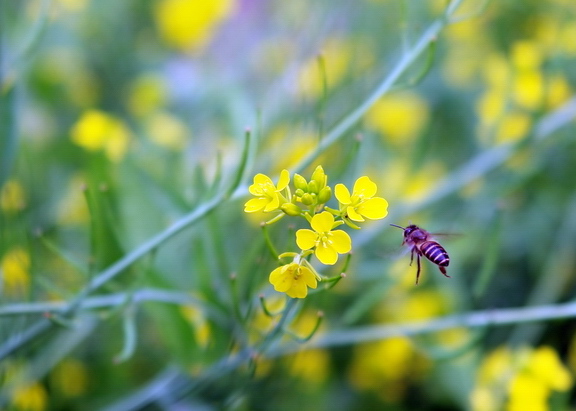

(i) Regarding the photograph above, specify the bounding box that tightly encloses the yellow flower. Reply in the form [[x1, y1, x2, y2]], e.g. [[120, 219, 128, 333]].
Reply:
[[50, 359, 89, 397], [11, 383, 48, 411], [70, 110, 130, 161], [296, 211, 351, 265], [365, 91, 429, 146], [1, 247, 31, 297], [244, 170, 290, 213], [269, 262, 317, 299], [154, 0, 234, 52], [1, 179, 26, 212], [335, 176, 388, 222]]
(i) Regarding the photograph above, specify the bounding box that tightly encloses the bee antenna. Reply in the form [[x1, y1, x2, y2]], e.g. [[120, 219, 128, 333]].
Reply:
[[389, 224, 405, 230]]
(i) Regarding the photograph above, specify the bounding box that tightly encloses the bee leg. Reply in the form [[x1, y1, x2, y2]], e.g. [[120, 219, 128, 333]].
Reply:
[[438, 266, 451, 278], [409, 248, 415, 266], [415, 255, 422, 285]]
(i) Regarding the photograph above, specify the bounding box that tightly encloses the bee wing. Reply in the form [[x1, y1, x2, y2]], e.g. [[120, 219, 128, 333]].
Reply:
[[430, 232, 462, 238]]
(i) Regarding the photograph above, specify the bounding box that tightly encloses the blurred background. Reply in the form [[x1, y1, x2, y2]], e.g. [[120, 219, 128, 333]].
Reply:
[[2, 0, 576, 409]]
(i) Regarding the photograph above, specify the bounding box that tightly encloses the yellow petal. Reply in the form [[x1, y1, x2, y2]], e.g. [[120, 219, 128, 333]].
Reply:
[[248, 183, 263, 196], [277, 169, 290, 191], [300, 266, 318, 288], [334, 183, 351, 204], [287, 279, 308, 298], [357, 197, 389, 219], [296, 229, 318, 250], [311, 211, 334, 233], [330, 230, 352, 253], [244, 197, 268, 212], [263, 194, 279, 212], [253, 173, 273, 187], [353, 176, 377, 197], [269, 265, 293, 292], [346, 205, 364, 222], [316, 243, 338, 265]]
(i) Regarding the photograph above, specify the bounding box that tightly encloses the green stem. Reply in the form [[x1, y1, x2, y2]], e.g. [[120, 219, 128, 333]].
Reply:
[[292, 0, 466, 174]]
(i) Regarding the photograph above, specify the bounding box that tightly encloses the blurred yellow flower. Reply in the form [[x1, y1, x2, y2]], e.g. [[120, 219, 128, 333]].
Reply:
[[482, 54, 510, 89], [560, 24, 576, 55], [476, 88, 507, 126], [546, 75, 571, 109], [51, 358, 89, 397], [1, 179, 26, 212], [127, 74, 168, 116], [181, 305, 211, 347], [335, 176, 388, 222], [70, 110, 131, 161], [513, 70, 544, 109], [154, 0, 235, 52], [296, 211, 351, 265], [11, 382, 48, 411], [507, 373, 548, 411], [527, 346, 572, 391], [348, 337, 425, 402], [511, 41, 543, 71], [495, 112, 531, 144], [1, 247, 31, 297], [365, 92, 429, 146], [471, 345, 573, 411], [145, 112, 189, 150], [288, 349, 330, 384], [269, 262, 317, 299]]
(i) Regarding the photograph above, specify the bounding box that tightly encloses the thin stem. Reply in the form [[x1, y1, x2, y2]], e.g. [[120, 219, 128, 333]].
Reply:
[[270, 300, 576, 355], [292, 0, 466, 174]]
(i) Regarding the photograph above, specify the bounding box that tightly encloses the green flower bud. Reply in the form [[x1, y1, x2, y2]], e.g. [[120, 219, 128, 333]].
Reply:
[[293, 173, 308, 191], [318, 186, 332, 204], [301, 193, 315, 206], [294, 188, 305, 198], [307, 180, 320, 194], [281, 203, 303, 216], [310, 166, 326, 187]]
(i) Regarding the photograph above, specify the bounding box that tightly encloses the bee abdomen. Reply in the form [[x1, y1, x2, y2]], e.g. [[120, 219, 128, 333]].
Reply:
[[421, 241, 449, 266]]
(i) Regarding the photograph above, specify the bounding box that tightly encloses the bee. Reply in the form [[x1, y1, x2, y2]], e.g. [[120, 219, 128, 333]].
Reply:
[[390, 224, 450, 285]]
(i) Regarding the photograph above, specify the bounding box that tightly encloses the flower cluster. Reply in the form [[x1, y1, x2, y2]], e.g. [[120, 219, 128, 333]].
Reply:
[[244, 166, 388, 298]]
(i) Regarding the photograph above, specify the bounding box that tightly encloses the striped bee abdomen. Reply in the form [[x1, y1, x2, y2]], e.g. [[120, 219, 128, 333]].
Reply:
[[420, 241, 449, 267]]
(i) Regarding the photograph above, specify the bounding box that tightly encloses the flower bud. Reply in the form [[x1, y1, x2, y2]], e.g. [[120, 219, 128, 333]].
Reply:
[[301, 193, 315, 206], [307, 180, 320, 194], [294, 188, 305, 198], [318, 186, 332, 204], [293, 173, 308, 191], [281, 203, 302, 216], [310, 166, 326, 187]]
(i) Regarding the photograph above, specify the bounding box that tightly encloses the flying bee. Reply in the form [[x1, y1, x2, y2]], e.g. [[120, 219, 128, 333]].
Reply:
[[390, 224, 450, 285]]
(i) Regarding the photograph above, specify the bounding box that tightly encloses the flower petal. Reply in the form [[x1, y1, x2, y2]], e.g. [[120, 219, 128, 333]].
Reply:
[[263, 194, 280, 212], [334, 183, 351, 204], [353, 176, 377, 198], [276, 169, 290, 191], [357, 197, 389, 219], [296, 229, 317, 250], [269, 265, 293, 292], [300, 266, 318, 289], [316, 243, 338, 265], [244, 197, 268, 212], [346, 205, 364, 222], [287, 279, 308, 298], [330, 230, 352, 253], [311, 211, 334, 233], [253, 173, 273, 187]]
